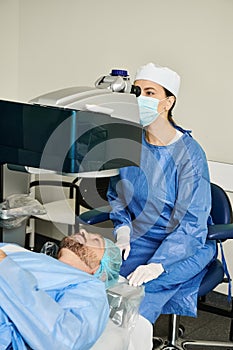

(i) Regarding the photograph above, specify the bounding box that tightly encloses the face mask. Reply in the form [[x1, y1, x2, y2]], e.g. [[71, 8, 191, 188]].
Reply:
[[137, 95, 167, 127]]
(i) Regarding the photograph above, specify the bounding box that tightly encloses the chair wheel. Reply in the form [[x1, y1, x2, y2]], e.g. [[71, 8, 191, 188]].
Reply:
[[153, 336, 163, 348], [178, 324, 185, 337]]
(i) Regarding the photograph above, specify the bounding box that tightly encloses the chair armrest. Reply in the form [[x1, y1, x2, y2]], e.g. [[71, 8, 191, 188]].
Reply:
[[7, 164, 28, 172], [208, 223, 233, 240], [79, 206, 111, 224]]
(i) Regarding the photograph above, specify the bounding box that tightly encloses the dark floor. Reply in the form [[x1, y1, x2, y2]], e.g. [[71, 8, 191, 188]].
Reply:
[[30, 234, 233, 350], [153, 291, 233, 349]]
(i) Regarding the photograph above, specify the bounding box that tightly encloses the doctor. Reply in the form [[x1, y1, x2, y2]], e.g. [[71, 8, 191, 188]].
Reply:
[[107, 62, 216, 323], [0, 230, 121, 350]]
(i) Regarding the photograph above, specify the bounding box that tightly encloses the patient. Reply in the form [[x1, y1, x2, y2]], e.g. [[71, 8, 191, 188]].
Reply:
[[58, 229, 121, 288], [0, 230, 122, 350]]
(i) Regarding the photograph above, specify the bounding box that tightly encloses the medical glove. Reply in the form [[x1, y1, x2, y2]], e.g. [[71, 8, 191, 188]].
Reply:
[[127, 263, 164, 286], [115, 226, 131, 260]]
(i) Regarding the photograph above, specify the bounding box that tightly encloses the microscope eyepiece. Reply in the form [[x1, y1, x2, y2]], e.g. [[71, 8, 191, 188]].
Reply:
[[95, 69, 141, 96], [130, 85, 141, 97]]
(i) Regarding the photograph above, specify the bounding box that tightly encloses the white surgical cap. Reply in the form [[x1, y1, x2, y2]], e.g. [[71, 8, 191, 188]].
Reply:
[[135, 62, 180, 97]]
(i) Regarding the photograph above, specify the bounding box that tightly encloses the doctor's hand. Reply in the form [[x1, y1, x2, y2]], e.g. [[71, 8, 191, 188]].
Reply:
[[115, 226, 131, 260], [127, 263, 164, 286]]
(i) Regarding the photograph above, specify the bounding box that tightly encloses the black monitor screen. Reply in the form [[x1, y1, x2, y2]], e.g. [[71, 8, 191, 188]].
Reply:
[[0, 99, 142, 173]]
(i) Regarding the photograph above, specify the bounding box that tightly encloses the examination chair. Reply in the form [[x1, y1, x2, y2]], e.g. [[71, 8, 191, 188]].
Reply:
[[29, 175, 110, 242], [79, 183, 233, 350]]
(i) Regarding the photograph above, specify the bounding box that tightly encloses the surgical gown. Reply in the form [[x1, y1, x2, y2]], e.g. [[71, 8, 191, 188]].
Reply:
[[0, 244, 109, 350], [108, 129, 216, 323]]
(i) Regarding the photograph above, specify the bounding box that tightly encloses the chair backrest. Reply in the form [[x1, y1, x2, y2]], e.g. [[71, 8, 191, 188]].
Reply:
[[210, 183, 233, 225], [77, 177, 110, 210]]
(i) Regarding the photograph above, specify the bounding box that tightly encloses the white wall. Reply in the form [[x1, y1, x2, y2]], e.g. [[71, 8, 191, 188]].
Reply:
[[1, 0, 232, 164], [0, 0, 20, 100]]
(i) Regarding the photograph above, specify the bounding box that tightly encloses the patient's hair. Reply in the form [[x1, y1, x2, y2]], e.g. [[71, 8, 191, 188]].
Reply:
[[59, 236, 101, 270]]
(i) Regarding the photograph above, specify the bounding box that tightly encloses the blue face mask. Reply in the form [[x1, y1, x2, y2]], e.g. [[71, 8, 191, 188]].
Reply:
[[94, 238, 122, 289], [137, 95, 167, 127]]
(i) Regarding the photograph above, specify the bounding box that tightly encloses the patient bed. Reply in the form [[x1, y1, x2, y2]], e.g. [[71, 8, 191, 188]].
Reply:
[[91, 276, 153, 350], [91, 315, 153, 350]]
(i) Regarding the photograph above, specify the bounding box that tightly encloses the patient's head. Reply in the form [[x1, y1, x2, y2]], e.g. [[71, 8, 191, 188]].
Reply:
[[58, 229, 122, 288]]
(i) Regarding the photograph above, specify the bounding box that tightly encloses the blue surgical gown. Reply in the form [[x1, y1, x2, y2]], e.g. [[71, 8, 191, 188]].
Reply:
[[108, 129, 216, 323], [0, 245, 109, 350]]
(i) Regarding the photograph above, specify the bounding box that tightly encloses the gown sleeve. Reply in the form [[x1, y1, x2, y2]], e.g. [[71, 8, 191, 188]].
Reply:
[[0, 256, 109, 350], [107, 174, 133, 236], [148, 149, 212, 271]]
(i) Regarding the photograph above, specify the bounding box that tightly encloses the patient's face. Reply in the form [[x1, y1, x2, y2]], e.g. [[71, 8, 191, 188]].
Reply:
[[58, 229, 105, 274]]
